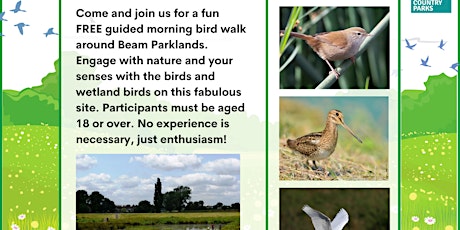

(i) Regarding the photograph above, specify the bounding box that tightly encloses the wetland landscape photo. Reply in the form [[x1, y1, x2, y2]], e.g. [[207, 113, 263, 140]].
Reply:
[[76, 154, 240, 230]]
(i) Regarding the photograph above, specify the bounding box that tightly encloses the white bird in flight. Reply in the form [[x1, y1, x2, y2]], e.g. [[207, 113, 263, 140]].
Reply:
[[302, 204, 349, 230]]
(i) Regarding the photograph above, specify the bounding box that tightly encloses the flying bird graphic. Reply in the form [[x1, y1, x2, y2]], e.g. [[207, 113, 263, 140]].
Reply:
[[14, 22, 29, 35], [10, 1, 26, 13], [405, 39, 416, 50], [438, 39, 447, 50], [44, 28, 59, 37], [0, 11, 7, 21], [420, 56, 431, 67], [302, 204, 349, 230], [450, 63, 458, 72]]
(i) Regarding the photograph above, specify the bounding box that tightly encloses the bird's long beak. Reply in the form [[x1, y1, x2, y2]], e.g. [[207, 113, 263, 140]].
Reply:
[[341, 123, 363, 143]]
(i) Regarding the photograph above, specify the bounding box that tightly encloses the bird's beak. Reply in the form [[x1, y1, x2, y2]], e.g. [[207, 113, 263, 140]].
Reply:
[[341, 122, 363, 143]]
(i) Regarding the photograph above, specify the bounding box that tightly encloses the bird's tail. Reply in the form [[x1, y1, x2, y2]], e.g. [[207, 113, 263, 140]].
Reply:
[[280, 30, 312, 41]]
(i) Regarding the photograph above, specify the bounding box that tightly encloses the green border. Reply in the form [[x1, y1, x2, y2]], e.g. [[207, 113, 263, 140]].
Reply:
[[0, 0, 3, 222], [59, 0, 62, 228], [265, 0, 269, 229], [398, 0, 401, 229]]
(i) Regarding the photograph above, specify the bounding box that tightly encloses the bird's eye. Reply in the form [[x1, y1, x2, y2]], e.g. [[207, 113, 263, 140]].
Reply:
[[335, 112, 339, 116], [357, 32, 362, 35]]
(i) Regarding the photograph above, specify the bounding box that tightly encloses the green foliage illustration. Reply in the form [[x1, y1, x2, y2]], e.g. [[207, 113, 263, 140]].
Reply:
[[402, 73, 456, 134], [3, 60, 59, 126]]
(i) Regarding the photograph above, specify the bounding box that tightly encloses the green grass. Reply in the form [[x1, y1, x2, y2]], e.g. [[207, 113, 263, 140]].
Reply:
[[401, 133, 457, 229], [77, 212, 240, 230], [2, 125, 59, 230]]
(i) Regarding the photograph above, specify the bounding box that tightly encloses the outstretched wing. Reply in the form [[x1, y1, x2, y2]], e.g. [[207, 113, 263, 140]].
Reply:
[[17, 25, 24, 35], [15, 1, 22, 10], [440, 39, 446, 46], [331, 208, 349, 230], [302, 205, 332, 230], [405, 39, 410, 46]]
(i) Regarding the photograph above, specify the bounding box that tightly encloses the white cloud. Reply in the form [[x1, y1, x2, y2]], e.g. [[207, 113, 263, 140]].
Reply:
[[167, 173, 237, 186], [117, 175, 142, 189], [77, 173, 156, 205], [129, 154, 202, 170], [76, 154, 97, 170], [111, 177, 156, 205], [76, 173, 114, 194], [163, 173, 240, 205], [200, 158, 240, 175]]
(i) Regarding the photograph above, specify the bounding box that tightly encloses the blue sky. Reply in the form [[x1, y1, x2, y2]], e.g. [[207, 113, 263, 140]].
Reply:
[[286, 96, 389, 140], [76, 154, 240, 206], [2, 0, 59, 90]]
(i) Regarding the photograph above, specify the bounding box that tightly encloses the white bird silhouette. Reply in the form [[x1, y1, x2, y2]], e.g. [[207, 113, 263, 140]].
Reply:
[[302, 204, 349, 230]]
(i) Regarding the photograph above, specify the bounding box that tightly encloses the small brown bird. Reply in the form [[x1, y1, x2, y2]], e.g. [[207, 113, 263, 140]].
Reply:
[[280, 27, 370, 78], [287, 109, 362, 169]]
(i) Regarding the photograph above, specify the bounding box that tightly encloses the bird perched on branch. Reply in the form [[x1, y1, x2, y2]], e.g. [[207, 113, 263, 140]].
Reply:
[[280, 27, 370, 78]]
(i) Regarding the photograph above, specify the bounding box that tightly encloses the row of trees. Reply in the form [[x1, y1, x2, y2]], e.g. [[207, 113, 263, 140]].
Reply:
[[153, 178, 193, 212], [185, 201, 240, 211], [76, 190, 116, 213], [152, 178, 239, 212], [76, 178, 239, 213]]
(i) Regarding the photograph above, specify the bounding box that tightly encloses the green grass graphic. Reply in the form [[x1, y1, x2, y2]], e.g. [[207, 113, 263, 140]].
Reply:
[[2, 125, 59, 230], [402, 133, 457, 229]]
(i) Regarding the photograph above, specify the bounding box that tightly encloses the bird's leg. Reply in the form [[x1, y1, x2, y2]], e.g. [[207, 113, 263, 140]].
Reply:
[[305, 160, 315, 170], [306, 160, 324, 171], [350, 56, 356, 64], [307, 160, 319, 170], [313, 161, 324, 171], [325, 59, 340, 79], [311, 160, 325, 172]]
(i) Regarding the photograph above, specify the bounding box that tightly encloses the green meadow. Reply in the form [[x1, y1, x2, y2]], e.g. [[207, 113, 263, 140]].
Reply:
[[2, 125, 59, 230], [77, 212, 240, 230], [401, 133, 457, 229], [400, 74, 457, 229]]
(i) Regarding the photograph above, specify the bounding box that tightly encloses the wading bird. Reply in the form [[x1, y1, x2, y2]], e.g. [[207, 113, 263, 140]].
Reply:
[[287, 109, 362, 169]]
